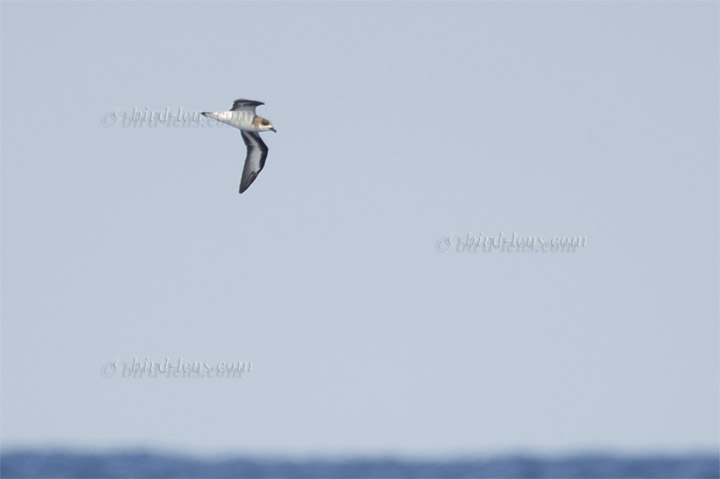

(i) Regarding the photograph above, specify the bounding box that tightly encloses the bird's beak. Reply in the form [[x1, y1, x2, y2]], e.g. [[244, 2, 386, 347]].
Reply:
[[271, 127, 277, 133]]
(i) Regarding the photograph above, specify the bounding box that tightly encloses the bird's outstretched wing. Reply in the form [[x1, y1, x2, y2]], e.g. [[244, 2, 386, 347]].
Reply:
[[239, 131, 268, 194], [230, 98, 264, 113]]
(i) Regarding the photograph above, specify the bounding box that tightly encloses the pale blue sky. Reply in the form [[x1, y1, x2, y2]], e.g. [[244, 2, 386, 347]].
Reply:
[[1, 1, 718, 456]]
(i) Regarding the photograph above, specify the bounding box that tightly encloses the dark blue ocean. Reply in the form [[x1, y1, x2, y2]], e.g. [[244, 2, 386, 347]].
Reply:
[[1, 451, 718, 478]]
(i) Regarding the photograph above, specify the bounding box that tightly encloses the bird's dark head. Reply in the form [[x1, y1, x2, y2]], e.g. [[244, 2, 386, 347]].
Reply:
[[254, 115, 276, 132]]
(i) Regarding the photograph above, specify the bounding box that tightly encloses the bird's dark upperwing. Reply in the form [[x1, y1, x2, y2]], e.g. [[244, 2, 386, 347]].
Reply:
[[239, 131, 269, 194], [230, 98, 264, 113]]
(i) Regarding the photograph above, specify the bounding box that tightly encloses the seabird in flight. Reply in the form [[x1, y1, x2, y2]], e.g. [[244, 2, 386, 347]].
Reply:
[[202, 99, 276, 194]]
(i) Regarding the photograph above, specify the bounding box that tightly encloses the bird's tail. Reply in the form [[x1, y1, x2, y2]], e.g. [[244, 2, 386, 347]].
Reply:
[[201, 112, 222, 121]]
